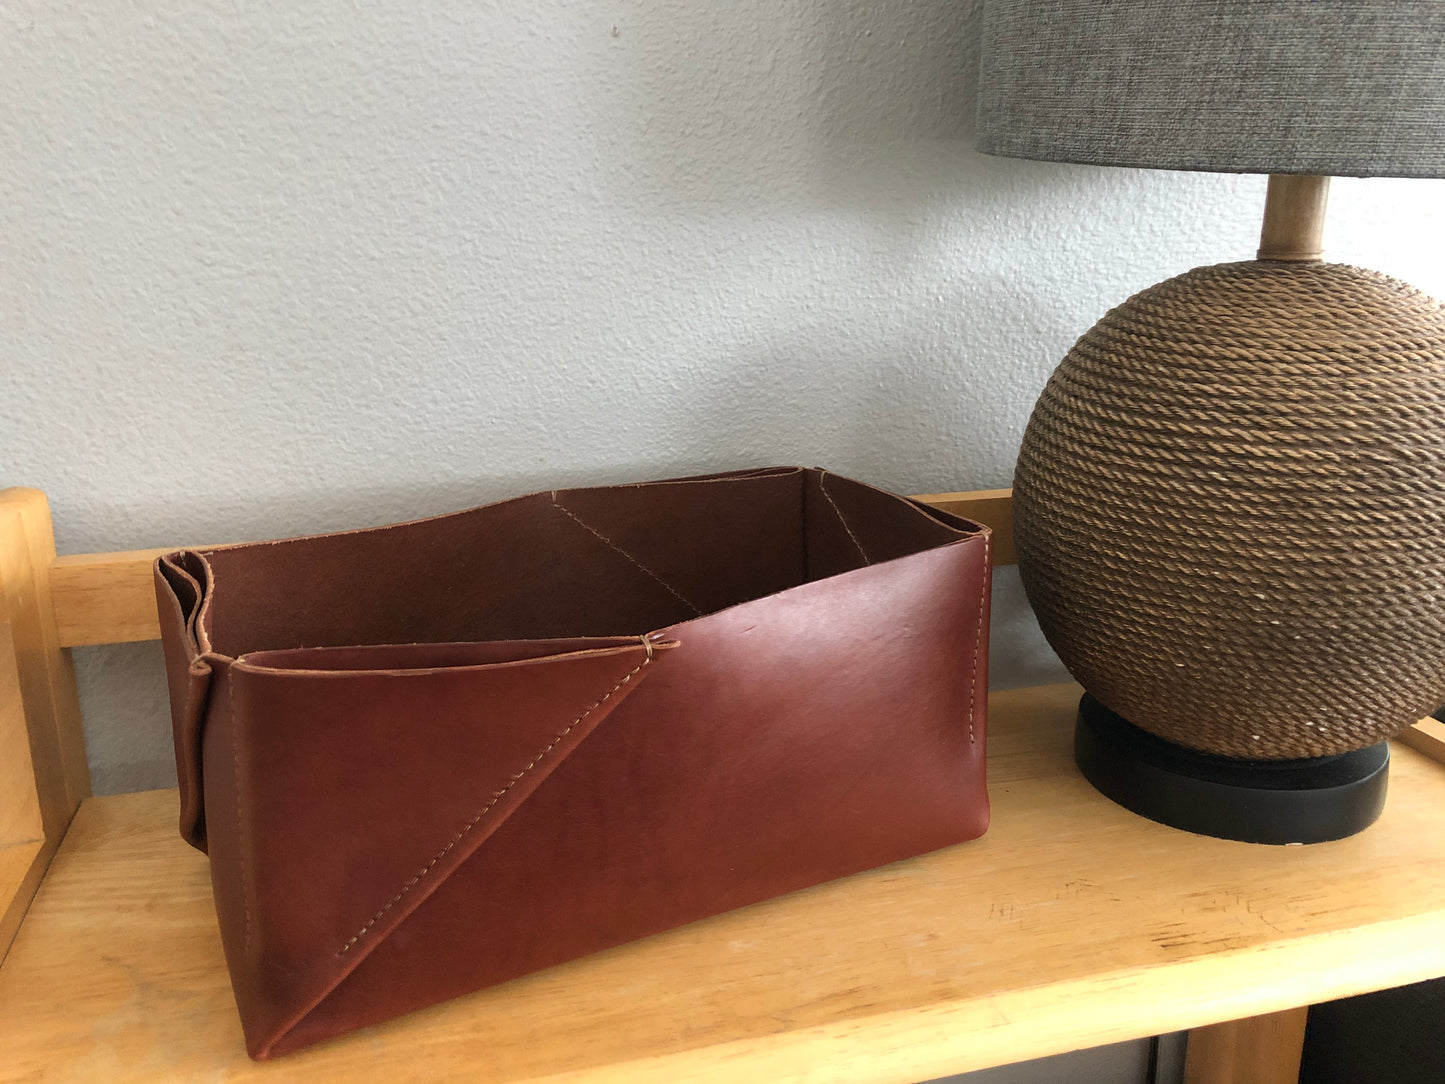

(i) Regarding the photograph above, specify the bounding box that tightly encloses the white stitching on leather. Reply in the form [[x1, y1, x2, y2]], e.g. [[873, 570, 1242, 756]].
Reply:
[[967, 535, 990, 745], [550, 496, 702, 616], [817, 473, 870, 564], [336, 652, 652, 956], [228, 675, 253, 952]]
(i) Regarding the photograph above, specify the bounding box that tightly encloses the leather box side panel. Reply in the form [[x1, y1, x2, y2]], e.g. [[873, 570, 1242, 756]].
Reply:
[[280, 534, 991, 1054]]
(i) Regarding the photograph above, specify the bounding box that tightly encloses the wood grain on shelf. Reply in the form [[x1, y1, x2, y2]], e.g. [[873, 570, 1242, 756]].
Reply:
[[5, 683, 1445, 1084], [1183, 1007, 1309, 1084], [46, 490, 1017, 648]]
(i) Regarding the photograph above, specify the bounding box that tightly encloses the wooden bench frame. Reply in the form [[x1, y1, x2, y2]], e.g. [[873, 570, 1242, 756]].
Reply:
[[3, 485, 1440, 1084]]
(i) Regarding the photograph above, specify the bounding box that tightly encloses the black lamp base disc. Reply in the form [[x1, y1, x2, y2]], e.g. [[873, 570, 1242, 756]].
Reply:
[[1074, 694, 1389, 845]]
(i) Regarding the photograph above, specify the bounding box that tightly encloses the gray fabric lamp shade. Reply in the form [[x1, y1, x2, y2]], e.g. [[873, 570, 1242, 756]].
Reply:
[[975, 0, 1445, 178]]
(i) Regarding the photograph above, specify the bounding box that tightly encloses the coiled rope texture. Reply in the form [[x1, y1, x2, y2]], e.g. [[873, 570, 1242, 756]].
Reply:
[[1015, 260, 1445, 759]]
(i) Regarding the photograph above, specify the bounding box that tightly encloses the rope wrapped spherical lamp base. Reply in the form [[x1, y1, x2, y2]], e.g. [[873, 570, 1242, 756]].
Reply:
[[1015, 260, 1445, 796]]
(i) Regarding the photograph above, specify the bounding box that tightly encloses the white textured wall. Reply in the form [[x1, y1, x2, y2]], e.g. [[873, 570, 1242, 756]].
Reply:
[[6, 1, 1444, 787], [6, 1, 1444, 795], [6, 3, 1445, 809]]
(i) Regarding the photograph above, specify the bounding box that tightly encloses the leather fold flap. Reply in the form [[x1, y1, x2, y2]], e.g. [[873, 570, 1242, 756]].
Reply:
[[222, 635, 675, 1059], [154, 550, 218, 850]]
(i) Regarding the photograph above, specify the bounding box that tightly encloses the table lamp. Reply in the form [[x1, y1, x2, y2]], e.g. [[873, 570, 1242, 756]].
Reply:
[[975, 0, 1445, 843]]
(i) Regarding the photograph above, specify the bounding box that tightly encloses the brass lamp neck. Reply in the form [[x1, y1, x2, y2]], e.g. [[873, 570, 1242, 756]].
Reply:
[[1257, 175, 1330, 262]]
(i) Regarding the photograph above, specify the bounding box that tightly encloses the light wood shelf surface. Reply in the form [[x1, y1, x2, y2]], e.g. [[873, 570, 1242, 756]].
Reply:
[[4, 682, 1445, 1084]]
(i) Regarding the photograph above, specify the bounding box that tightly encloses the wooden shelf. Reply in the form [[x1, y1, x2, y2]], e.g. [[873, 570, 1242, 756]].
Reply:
[[4, 488, 1442, 1082], [5, 682, 1445, 1083]]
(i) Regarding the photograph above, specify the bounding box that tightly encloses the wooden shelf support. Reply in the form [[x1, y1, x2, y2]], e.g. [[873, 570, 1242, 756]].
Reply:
[[1184, 1007, 1309, 1084], [0, 489, 92, 961]]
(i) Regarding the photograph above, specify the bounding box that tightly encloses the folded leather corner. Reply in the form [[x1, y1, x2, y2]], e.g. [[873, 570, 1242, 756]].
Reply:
[[154, 551, 218, 851], [214, 638, 669, 1058]]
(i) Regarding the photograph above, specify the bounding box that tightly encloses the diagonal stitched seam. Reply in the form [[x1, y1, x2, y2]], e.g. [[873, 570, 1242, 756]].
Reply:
[[550, 495, 702, 616], [336, 653, 653, 956], [817, 473, 870, 565], [966, 535, 990, 745], [227, 676, 253, 952]]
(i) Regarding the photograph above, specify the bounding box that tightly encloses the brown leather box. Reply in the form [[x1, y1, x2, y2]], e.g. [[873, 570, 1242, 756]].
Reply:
[[154, 467, 993, 1058]]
